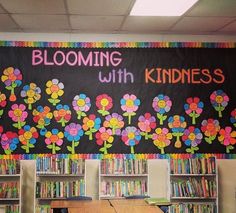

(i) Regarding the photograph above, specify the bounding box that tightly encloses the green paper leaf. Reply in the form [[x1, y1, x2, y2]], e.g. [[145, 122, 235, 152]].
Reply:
[[195, 114, 200, 118], [162, 115, 167, 120], [194, 146, 199, 151], [5, 150, 11, 155], [123, 112, 129, 117], [102, 111, 110, 116], [55, 146, 61, 151], [20, 121, 26, 127], [130, 112, 136, 116], [74, 142, 79, 146], [47, 145, 53, 149], [81, 112, 86, 117], [90, 129, 97, 133], [54, 99, 60, 104], [99, 147, 106, 152], [106, 144, 112, 148], [0, 110, 3, 116], [67, 146, 72, 152], [85, 131, 91, 135], [157, 113, 162, 119], [5, 86, 12, 90], [28, 144, 35, 148], [21, 145, 27, 150], [186, 148, 192, 153], [140, 132, 146, 136], [97, 109, 104, 114], [12, 123, 19, 128], [24, 99, 28, 104], [11, 82, 17, 88], [205, 137, 212, 144]]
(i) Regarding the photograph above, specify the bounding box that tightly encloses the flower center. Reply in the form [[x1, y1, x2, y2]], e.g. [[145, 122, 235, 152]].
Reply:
[[50, 135, 59, 143], [69, 128, 78, 136], [9, 73, 17, 81], [158, 100, 166, 108], [173, 120, 181, 128], [110, 118, 118, 126], [101, 132, 109, 141], [207, 123, 215, 131], [58, 109, 66, 117], [215, 95, 223, 104], [26, 89, 35, 98], [51, 85, 59, 92], [190, 103, 198, 111], [126, 99, 134, 107], [77, 99, 85, 107], [14, 109, 22, 117], [101, 98, 109, 107], [157, 133, 166, 142], [87, 120, 94, 128], [189, 133, 196, 141], [24, 131, 32, 140], [128, 132, 135, 139]]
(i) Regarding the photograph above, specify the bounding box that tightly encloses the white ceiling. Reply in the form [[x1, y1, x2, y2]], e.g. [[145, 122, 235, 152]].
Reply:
[[0, 0, 236, 35]]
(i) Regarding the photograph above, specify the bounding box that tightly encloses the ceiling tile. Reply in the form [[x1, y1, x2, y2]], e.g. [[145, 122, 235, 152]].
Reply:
[[0, 0, 66, 14], [171, 17, 234, 32], [122, 17, 179, 32], [187, 0, 236, 17], [219, 20, 236, 32], [70, 15, 124, 31], [12, 14, 70, 30], [67, 0, 134, 15], [0, 14, 19, 30]]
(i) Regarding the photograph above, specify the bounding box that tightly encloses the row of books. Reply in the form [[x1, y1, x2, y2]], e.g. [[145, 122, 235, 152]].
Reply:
[[0, 182, 19, 198], [5, 205, 20, 213], [100, 159, 148, 175], [36, 180, 85, 198], [36, 158, 85, 175], [100, 180, 147, 197], [169, 203, 216, 213], [170, 158, 216, 174], [171, 177, 217, 198], [0, 160, 20, 175], [35, 205, 52, 213]]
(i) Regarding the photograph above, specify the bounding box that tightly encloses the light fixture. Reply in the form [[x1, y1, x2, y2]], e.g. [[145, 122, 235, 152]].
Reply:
[[130, 0, 198, 16]]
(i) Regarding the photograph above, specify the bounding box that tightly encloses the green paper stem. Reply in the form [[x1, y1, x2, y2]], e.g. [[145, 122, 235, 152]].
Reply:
[[131, 146, 134, 154], [52, 143, 56, 154], [226, 145, 234, 153], [128, 113, 132, 125], [61, 119, 66, 127], [28, 103, 32, 110], [71, 140, 75, 154], [88, 131, 93, 140], [17, 119, 21, 130], [144, 132, 149, 140], [103, 141, 108, 154], [112, 127, 116, 135], [25, 140, 29, 153], [77, 111, 82, 120], [174, 133, 182, 148], [160, 147, 164, 154], [192, 111, 196, 125]]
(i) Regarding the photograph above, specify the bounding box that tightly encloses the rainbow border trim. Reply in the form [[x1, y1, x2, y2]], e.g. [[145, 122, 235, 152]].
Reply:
[[0, 41, 235, 48], [0, 153, 235, 160]]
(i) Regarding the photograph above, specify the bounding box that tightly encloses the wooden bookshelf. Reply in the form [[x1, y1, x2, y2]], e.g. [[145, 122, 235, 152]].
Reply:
[[99, 159, 149, 199], [0, 159, 22, 213], [169, 157, 218, 213], [35, 157, 85, 212]]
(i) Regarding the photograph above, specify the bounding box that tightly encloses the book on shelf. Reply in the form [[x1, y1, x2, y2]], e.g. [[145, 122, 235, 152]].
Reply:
[[36, 157, 84, 175], [0, 159, 20, 175], [170, 157, 216, 175], [144, 197, 171, 206], [169, 203, 216, 213], [0, 182, 19, 199], [100, 159, 147, 175], [36, 180, 85, 199], [100, 179, 147, 198]]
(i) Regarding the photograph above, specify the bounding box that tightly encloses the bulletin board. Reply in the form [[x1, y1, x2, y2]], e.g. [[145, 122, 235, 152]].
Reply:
[[0, 41, 235, 159]]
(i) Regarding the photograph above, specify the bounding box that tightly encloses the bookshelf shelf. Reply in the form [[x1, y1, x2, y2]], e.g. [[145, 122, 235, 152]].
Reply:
[[0, 159, 22, 213], [99, 159, 149, 200], [35, 157, 86, 212], [169, 157, 218, 213]]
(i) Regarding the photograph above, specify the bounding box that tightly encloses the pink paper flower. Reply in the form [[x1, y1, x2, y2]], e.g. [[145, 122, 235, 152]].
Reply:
[[218, 126, 236, 153], [138, 113, 156, 140], [95, 127, 114, 154], [8, 104, 28, 129]]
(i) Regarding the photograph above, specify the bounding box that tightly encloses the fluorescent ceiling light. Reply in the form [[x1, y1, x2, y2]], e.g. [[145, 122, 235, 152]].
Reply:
[[130, 0, 198, 16]]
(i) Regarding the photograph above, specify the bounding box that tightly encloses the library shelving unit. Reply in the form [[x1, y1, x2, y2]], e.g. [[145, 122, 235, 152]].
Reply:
[[0, 159, 22, 213], [169, 157, 218, 213], [99, 159, 149, 200], [35, 157, 86, 212]]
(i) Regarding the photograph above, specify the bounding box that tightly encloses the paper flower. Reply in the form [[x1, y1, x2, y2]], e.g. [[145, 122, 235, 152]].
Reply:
[[21, 83, 41, 110], [0, 131, 19, 155], [168, 115, 186, 148], [96, 94, 113, 116], [184, 97, 204, 124], [210, 90, 229, 117], [120, 94, 140, 125], [18, 125, 38, 153], [152, 94, 172, 125], [182, 126, 202, 153], [230, 108, 236, 127], [8, 104, 28, 129], [138, 113, 156, 140], [95, 127, 114, 154], [64, 123, 84, 154], [121, 126, 141, 154], [33, 106, 53, 129], [72, 94, 91, 120], [152, 128, 172, 154], [103, 113, 124, 135], [44, 129, 64, 154], [82, 114, 101, 140], [201, 119, 220, 144], [46, 79, 64, 106], [1, 67, 22, 102], [218, 126, 236, 153], [53, 104, 71, 127], [0, 92, 7, 118]]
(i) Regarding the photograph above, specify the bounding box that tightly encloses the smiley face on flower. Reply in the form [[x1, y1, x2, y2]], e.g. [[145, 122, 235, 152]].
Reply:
[[53, 104, 71, 127], [95, 127, 114, 154], [72, 94, 91, 119], [44, 129, 64, 154], [8, 104, 28, 129], [96, 94, 113, 116], [82, 114, 101, 140], [210, 90, 229, 117]]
